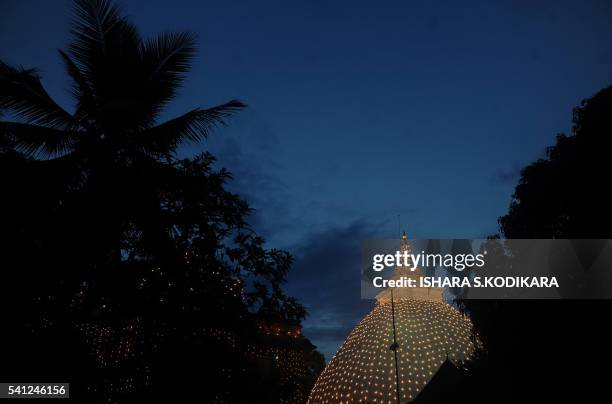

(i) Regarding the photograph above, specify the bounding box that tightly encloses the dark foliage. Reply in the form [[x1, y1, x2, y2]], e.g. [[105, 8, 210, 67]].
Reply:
[[499, 86, 612, 238], [447, 87, 612, 402], [0, 0, 316, 402]]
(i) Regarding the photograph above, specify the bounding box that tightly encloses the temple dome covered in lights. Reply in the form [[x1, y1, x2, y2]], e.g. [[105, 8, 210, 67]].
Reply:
[[308, 233, 478, 403]]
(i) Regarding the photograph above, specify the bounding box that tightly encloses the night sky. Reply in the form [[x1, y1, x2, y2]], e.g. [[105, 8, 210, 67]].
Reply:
[[3, 0, 612, 360]]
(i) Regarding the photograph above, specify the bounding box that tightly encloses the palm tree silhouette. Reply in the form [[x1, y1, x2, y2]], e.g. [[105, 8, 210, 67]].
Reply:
[[0, 0, 244, 161], [1, 1, 248, 398]]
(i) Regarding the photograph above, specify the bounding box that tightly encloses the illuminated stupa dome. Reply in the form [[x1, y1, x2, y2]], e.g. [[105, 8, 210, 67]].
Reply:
[[308, 234, 478, 403]]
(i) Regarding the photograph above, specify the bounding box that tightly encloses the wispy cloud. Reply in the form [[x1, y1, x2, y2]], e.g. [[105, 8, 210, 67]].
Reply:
[[283, 221, 382, 360]]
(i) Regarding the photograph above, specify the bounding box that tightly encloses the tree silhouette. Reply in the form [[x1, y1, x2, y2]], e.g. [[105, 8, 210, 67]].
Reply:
[[1, 0, 243, 160], [0, 0, 316, 402], [499, 85, 612, 238], [452, 86, 612, 403]]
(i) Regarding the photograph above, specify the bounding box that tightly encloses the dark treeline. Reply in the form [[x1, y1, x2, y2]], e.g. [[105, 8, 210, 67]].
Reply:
[[420, 86, 612, 403], [0, 0, 322, 402]]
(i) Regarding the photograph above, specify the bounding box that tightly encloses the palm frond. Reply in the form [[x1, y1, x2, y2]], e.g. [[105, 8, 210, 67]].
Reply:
[[0, 121, 77, 158], [143, 32, 196, 83], [0, 61, 74, 128], [58, 50, 95, 123], [68, 0, 141, 92], [140, 100, 246, 153], [139, 32, 197, 114], [68, 0, 145, 131], [68, 0, 122, 71]]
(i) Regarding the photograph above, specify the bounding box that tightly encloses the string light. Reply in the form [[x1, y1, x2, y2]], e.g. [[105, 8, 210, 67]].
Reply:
[[308, 299, 477, 403], [308, 234, 479, 403]]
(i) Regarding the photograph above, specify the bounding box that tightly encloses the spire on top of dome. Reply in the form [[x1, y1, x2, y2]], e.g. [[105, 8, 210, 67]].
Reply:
[[400, 230, 411, 255]]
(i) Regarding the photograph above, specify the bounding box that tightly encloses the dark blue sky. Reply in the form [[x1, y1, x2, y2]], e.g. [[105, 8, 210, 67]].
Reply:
[[3, 0, 612, 359]]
